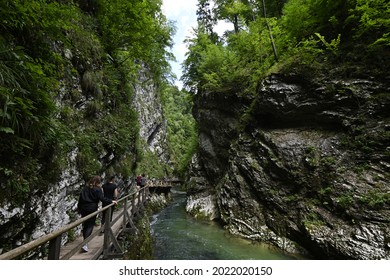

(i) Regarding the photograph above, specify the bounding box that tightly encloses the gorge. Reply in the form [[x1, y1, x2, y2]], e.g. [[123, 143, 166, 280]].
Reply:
[[0, 0, 389, 260]]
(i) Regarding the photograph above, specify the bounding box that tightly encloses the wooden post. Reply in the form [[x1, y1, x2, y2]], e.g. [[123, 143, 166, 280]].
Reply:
[[139, 188, 145, 212], [124, 193, 138, 234], [103, 206, 111, 259], [134, 191, 141, 217], [103, 206, 123, 259], [48, 235, 62, 260], [123, 197, 128, 229]]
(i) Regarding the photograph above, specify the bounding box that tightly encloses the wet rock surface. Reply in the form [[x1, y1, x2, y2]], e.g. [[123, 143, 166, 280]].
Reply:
[[186, 73, 390, 259]]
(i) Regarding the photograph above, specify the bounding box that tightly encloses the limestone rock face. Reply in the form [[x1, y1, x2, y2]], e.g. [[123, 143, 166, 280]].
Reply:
[[0, 149, 83, 256], [186, 73, 390, 259], [0, 65, 168, 257], [133, 68, 169, 163]]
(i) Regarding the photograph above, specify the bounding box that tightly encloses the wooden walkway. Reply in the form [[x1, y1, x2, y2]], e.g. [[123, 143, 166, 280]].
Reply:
[[0, 179, 177, 260], [59, 186, 149, 260], [147, 180, 172, 194], [62, 180, 174, 259], [0, 185, 149, 260], [60, 204, 130, 260]]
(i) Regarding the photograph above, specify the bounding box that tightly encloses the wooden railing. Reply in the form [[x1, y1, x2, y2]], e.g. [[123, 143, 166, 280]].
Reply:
[[0, 184, 149, 260], [147, 179, 172, 187]]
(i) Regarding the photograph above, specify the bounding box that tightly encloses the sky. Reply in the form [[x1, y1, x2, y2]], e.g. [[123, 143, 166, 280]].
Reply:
[[161, 0, 232, 89], [162, 0, 198, 89]]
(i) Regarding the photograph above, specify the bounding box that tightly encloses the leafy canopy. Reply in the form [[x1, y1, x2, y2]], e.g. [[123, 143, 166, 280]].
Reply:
[[183, 0, 389, 95]]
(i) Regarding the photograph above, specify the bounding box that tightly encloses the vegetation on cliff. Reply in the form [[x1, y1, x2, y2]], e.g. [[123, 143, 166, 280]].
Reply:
[[183, 0, 389, 94], [161, 85, 198, 177], [183, 0, 390, 221], [182, 0, 389, 259], [0, 0, 174, 205]]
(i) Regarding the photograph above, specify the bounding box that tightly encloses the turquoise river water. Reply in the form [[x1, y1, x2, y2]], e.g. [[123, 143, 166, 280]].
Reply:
[[150, 189, 295, 260]]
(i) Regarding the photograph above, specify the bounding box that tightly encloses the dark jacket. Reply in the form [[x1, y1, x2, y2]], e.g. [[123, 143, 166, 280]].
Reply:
[[78, 186, 113, 214], [140, 176, 147, 187], [102, 182, 118, 207]]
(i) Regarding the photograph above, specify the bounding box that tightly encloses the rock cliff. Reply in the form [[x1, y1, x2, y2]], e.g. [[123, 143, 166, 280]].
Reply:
[[186, 72, 390, 259], [133, 67, 169, 164], [0, 64, 168, 256]]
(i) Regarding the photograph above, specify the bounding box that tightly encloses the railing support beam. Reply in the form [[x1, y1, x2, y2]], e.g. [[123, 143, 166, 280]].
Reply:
[[48, 235, 62, 260]]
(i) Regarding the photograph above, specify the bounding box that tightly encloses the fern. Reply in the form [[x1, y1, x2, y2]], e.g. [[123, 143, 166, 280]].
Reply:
[[315, 33, 341, 55]]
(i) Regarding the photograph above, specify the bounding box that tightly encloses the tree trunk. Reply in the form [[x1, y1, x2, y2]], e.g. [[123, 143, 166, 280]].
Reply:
[[262, 0, 278, 62]]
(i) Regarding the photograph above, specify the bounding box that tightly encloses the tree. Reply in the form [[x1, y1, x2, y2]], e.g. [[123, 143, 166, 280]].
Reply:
[[161, 85, 197, 176], [182, 27, 215, 93], [213, 0, 251, 33], [261, 0, 278, 61], [96, 0, 174, 78], [197, 0, 219, 42]]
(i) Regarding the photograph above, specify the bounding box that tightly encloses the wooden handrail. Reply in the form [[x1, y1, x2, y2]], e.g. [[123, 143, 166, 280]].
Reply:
[[0, 185, 149, 260]]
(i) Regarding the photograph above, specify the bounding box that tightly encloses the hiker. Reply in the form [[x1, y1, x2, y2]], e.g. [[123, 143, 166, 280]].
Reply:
[[100, 175, 118, 232], [136, 174, 142, 187], [140, 173, 147, 187], [77, 175, 117, 252]]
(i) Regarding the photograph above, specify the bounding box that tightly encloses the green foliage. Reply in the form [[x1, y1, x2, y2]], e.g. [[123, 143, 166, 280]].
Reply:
[[282, 0, 353, 39], [75, 132, 102, 179], [182, 27, 214, 93], [96, 0, 174, 80], [0, 0, 174, 207], [196, 0, 218, 41], [303, 146, 320, 168], [336, 192, 355, 210], [135, 147, 166, 179], [183, 0, 388, 95], [279, 0, 317, 41], [303, 211, 325, 230], [183, 26, 251, 93], [315, 33, 341, 55], [228, 17, 283, 84], [161, 85, 198, 176], [214, 0, 250, 33], [349, 0, 390, 48], [199, 43, 247, 91], [359, 189, 390, 209], [0, 14, 73, 205], [73, 65, 139, 180], [123, 208, 153, 259], [115, 156, 134, 179]]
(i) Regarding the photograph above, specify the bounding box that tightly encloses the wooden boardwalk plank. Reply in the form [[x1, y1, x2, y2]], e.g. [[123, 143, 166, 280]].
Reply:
[[60, 204, 131, 260]]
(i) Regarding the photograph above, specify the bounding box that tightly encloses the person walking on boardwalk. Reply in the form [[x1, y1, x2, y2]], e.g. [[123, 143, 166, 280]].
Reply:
[[140, 173, 148, 187], [77, 175, 117, 252], [100, 175, 118, 232], [136, 174, 142, 187]]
